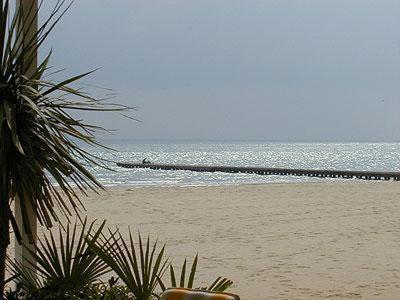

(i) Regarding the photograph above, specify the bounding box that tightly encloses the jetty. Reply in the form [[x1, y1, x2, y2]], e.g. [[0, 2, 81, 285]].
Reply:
[[116, 162, 400, 181]]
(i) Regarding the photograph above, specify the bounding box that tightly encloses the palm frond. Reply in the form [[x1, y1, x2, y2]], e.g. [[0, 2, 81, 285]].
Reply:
[[0, 0, 133, 241], [7, 256, 43, 294], [206, 276, 234, 292], [159, 254, 233, 293], [87, 231, 169, 300], [166, 254, 198, 290], [8, 218, 111, 296]]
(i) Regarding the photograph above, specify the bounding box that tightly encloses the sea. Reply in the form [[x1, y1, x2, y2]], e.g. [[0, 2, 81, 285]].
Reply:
[[82, 140, 400, 187]]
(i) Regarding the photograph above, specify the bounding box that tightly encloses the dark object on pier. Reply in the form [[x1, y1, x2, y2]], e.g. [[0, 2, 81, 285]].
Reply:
[[116, 162, 400, 181], [142, 158, 151, 164]]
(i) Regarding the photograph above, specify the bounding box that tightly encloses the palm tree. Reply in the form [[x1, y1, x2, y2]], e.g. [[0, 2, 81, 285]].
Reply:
[[0, 0, 129, 294]]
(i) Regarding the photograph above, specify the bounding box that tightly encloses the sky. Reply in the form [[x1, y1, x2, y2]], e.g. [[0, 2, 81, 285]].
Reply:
[[41, 0, 400, 141]]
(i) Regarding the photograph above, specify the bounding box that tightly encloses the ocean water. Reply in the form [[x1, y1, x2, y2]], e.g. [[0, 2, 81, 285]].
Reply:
[[83, 141, 400, 187]]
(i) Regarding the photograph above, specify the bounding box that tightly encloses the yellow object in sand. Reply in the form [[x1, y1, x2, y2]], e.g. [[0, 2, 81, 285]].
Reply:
[[160, 288, 240, 300]]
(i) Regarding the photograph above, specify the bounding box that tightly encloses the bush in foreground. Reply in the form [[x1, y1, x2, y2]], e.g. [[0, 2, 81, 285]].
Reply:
[[5, 219, 234, 300]]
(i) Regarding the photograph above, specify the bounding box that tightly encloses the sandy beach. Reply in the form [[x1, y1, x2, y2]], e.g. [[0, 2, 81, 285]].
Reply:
[[57, 181, 399, 299], [8, 181, 400, 299]]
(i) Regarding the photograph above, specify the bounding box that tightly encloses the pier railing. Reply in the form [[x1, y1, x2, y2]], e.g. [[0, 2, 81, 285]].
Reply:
[[116, 162, 400, 181]]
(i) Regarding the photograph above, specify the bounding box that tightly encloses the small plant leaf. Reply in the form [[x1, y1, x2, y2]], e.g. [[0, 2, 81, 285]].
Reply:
[[179, 258, 186, 287], [170, 265, 176, 287], [187, 254, 198, 289]]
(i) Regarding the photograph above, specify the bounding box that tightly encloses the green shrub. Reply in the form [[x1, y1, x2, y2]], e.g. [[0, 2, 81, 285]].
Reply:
[[87, 231, 168, 300], [8, 218, 111, 298], [8, 224, 235, 299]]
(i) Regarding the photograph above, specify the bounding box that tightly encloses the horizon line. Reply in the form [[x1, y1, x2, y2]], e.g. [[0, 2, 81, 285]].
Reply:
[[94, 138, 400, 144]]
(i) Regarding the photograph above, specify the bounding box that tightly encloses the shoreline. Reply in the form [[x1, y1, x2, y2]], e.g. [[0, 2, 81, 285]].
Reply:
[[101, 178, 383, 189], [101, 178, 388, 194]]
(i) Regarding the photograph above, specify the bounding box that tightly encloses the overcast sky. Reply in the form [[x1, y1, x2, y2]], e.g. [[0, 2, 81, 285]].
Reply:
[[42, 0, 400, 141]]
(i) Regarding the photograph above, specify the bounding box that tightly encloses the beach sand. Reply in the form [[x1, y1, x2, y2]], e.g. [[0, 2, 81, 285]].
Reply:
[[10, 181, 400, 299], [71, 181, 400, 299]]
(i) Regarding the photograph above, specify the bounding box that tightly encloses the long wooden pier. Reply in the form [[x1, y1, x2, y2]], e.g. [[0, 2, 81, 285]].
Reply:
[[116, 162, 400, 181]]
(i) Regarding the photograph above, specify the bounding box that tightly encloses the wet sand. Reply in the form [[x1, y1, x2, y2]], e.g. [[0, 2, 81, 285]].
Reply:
[[76, 181, 400, 299], [9, 181, 400, 299]]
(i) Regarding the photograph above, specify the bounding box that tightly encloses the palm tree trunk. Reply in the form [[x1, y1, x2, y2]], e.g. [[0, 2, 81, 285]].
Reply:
[[0, 195, 10, 296]]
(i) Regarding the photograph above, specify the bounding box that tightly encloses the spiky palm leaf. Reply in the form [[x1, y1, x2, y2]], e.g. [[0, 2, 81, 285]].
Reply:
[[0, 0, 130, 237], [7, 257, 43, 297], [206, 276, 234, 292], [158, 254, 233, 293], [160, 255, 198, 290], [0, 1, 130, 294], [9, 218, 112, 297], [87, 231, 169, 300]]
